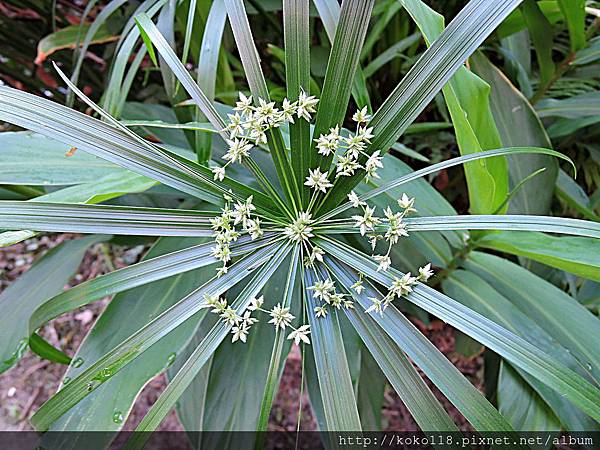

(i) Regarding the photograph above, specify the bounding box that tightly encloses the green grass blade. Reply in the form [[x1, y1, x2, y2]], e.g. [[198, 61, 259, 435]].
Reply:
[[477, 231, 600, 281]]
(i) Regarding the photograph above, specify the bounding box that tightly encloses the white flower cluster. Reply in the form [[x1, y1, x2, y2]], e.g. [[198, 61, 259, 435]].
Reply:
[[203, 294, 311, 345], [349, 192, 417, 272], [364, 264, 434, 316], [309, 278, 354, 318], [212, 91, 319, 181], [210, 193, 262, 277], [310, 107, 383, 185]]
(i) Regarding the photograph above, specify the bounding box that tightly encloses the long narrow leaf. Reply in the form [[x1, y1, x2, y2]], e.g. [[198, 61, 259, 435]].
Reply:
[[303, 266, 362, 431], [30, 243, 279, 431], [318, 237, 600, 423], [319, 215, 600, 239], [312, 0, 374, 174], [124, 242, 292, 448], [0, 202, 216, 236], [327, 259, 460, 433], [29, 235, 276, 334], [223, 0, 301, 210], [321, 0, 526, 210], [284, 0, 311, 201], [325, 257, 515, 434], [318, 146, 573, 221]]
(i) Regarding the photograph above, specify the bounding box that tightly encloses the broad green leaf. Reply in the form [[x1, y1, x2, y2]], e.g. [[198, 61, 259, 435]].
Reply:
[[557, 0, 586, 52], [521, 0, 555, 87], [471, 53, 558, 215], [124, 243, 292, 449], [318, 237, 600, 423], [497, 1, 563, 38], [35, 22, 118, 65], [39, 238, 214, 450], [0, 132, 127, 185], [555, 169, 600, 221], [464, 251, 600, 387], [500, 29, 533, 97], [443, 269, 598, 431], [498, 362, 561, 436], [0, 235, 106, 373], [401, 0, 508, 215], [30, 243, 279, 431], [303, 266, 362, 431], [477, 231, 600, 281], [536, 92, 600, 118]]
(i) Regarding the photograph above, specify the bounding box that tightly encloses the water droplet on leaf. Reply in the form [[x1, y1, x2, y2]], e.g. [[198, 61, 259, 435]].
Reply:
[[72, 357, 84, 368], [166, 352, 176, 367], [112, 411, 124, 424]]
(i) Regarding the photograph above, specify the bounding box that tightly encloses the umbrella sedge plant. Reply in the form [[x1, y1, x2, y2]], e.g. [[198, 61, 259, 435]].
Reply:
[[0, 0, 599, 447]]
